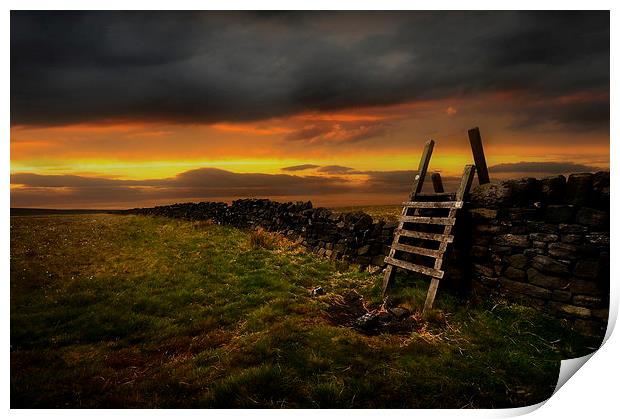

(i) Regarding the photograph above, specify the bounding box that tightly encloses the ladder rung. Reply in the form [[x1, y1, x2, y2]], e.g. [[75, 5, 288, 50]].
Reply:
[[396, 229, 454, 242], [384, 257, 444, 279], [400, 215, 456, 225], [416, 192, 457, 200], [391, 243, 444, 258], [402, 201, 463, 209]]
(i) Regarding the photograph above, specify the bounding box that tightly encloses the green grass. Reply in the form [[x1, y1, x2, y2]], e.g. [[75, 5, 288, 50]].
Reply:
[[10, 214, 601, 408]]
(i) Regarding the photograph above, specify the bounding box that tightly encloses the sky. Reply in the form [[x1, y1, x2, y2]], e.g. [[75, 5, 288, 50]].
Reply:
[[10, 11, 610, 208]]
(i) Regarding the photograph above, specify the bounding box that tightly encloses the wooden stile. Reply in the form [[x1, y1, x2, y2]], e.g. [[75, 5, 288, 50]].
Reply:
[[382, 135, 477, 312]]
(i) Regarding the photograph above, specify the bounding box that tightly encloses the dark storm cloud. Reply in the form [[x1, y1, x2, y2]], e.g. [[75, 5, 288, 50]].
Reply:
[[11, 11, 609, 129], [281, 164, 320, 171], [489, 161, 601, 173]]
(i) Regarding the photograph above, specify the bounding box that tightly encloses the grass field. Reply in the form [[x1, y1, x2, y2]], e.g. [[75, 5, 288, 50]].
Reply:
[[10, 214, 601, 408]]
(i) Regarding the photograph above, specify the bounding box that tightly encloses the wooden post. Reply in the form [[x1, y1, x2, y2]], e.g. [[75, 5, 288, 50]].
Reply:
[[468, 127, 490, 185], [431, 172, 444, 193], [383, 140, 435, 295]]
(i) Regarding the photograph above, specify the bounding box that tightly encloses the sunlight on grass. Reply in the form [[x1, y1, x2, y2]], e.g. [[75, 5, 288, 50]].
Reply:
[[10, 214, 600, 408]]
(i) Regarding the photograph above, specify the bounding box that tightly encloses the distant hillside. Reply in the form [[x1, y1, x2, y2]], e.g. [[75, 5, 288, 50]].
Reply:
[[10, 208, 125, 216]]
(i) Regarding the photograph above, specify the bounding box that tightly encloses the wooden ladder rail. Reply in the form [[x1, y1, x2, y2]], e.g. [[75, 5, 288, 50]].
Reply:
[[382, 139, 434, 295]]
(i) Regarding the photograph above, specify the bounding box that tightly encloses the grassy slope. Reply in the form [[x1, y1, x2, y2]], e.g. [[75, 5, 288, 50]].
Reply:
[[10, 214, 600, 408]]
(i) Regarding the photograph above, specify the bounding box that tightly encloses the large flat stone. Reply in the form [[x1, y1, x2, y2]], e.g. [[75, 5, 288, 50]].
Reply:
[[548, 242, 579, 260], [527, 268, 569, 289], [469, 208, 498, 220], [572, 295, 604, 309], [531, 255, 570, 275], [470, 183, 512, 207], [493, 234, 530, 248], [549, 301, 591, 318], [506, 253, 528, 269], [529, 233, 559, 243], [505, 267, 526, 280], [559, 224, 587, 234], [499, 277, 552, 299]]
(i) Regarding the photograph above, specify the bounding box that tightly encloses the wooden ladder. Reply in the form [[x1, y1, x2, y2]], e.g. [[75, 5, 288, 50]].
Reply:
[[382, 139, 476, 312]]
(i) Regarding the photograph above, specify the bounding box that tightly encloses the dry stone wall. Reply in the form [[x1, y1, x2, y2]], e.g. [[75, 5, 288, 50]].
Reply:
[[126, 171, 609, 335]]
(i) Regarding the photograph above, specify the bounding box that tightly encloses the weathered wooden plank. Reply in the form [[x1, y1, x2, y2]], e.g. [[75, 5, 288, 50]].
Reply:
[[384, 257, 445, 279], [400, 215, 456, 225], [391, 243, 444, 258], [468, 127, 490, 184], [424, 279, 441, 312], [409, 140, 435, 200], [382, 264, 396, 295], [456, 164, 476, 201], [423, 256, 447, 312], [415, 192, 457, 201], [431, 172, 444, 193], [395, 229, 454, 243], [402, 200, 463, 209]]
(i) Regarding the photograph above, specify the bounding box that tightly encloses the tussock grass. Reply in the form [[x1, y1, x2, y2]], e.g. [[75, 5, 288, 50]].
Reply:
[[10, 214, 601, 408], [248, 227, 279, 250]]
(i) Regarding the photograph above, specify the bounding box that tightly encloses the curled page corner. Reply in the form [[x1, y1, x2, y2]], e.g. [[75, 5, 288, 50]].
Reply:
[[553, 353, 595, 395]]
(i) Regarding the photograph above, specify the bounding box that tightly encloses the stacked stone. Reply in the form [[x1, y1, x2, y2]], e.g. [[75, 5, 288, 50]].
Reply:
[[466, 172, 609, 335], [127, 201, 229, 221], [126, 198, 393, 270]]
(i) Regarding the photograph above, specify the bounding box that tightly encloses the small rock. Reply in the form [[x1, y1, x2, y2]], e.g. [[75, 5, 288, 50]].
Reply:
[[355, 312, 380, 329], [357, 245, 371, 256], [389, 307, 411, 320]]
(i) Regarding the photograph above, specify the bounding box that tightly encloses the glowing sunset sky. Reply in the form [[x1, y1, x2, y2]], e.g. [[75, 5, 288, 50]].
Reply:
[[10, 11, 609, 208]]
